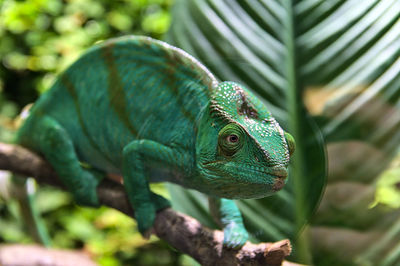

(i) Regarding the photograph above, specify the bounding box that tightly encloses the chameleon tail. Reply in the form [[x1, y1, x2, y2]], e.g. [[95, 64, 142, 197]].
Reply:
[[12, 174, 51, 247], [10, 104, 50, 246]]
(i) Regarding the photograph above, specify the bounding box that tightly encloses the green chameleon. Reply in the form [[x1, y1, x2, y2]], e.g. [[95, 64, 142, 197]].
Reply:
[[16, 36, 295, 248]]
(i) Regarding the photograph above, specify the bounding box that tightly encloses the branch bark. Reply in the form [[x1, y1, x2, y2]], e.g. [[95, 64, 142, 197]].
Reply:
[[0, 244, 96, 266], [0, 142, 292, 266]]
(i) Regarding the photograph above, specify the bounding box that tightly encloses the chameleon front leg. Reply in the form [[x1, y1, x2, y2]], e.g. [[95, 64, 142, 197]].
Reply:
[[209, 197, 249, 248], [122, 140, 176, 235]]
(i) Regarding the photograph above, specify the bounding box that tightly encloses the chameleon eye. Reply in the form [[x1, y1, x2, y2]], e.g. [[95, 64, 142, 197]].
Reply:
[[227, 134, 239, 143], [284, 132, 295, 157], [218, 123, 244, 156]]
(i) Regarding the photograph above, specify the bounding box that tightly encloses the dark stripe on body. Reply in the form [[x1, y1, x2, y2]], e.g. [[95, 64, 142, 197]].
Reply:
[[102, 45, 138, 136], [61, 74, 115, 164], [164, 51, 197, 123], [105, 43, 204, 124]]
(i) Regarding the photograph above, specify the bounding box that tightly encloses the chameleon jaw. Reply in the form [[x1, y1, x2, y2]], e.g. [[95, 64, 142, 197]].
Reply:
[[198, 161, 288, 199]]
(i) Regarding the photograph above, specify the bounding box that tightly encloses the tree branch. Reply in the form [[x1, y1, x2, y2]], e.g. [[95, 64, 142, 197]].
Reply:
[[0, 244, 96, 266], [0, 142, 293, 266]]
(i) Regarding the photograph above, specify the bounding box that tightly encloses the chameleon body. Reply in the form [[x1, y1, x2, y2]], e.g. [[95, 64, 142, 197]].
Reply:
[[17, 36, 295, 248]]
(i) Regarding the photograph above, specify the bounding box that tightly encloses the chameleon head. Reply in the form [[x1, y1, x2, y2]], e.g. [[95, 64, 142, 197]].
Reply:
[[195, 82, 295, 199]]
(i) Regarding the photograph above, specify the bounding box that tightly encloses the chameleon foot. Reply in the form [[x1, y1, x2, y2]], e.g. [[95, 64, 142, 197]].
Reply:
[[73, 169, 103, 207], [136, 194, 170, 237], [135, 202, 156, 236], [223, 223, 249, 249]]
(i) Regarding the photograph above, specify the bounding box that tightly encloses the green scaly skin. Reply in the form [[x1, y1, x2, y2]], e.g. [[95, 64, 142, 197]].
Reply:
[[16, 36, 295, 249]]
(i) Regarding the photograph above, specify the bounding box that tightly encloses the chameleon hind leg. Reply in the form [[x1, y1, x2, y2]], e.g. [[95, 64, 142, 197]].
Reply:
[[18, 115, 102, 207], [122, 140, 175, 235]]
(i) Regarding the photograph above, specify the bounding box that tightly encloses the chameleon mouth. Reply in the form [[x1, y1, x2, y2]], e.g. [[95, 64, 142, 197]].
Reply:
[[237, 164, 287, 181], [270, 167, 288, 179], [202, 161, 287, 179]]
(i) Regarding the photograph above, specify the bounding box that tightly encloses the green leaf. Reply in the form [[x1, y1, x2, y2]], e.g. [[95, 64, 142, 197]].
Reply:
[[165, 0, 400, 264]]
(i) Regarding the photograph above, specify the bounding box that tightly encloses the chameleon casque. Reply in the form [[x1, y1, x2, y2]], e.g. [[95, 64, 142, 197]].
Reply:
[[17, 36, 295, 248]]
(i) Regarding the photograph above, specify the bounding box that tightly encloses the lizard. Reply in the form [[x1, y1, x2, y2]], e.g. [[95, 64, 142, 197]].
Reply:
[[16, 36, 295, 248]]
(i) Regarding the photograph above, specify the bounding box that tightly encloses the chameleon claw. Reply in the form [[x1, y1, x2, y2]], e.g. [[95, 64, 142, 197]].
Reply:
[[142, 228, 154, 239]]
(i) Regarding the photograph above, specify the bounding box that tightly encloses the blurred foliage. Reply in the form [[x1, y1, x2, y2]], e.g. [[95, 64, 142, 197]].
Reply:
[[0, 0, 173, 105], [373, 151, 400, 209], [0, 0, 202, 265]]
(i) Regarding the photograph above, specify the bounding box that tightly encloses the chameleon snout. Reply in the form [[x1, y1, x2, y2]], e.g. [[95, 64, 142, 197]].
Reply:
[[272, 167, 287, 179], [271, 167, 288, 192]]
